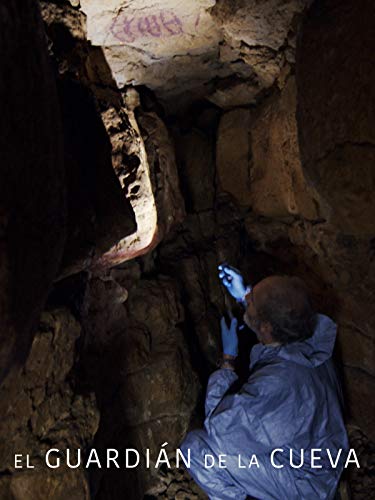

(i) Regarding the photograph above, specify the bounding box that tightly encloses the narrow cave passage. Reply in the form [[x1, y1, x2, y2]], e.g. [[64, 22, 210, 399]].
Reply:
[[0, 1, 374, 500]]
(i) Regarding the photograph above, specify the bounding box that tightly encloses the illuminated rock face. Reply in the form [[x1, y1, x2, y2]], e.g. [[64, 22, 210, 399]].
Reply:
[[216, 78, 318, 217], [138, 110, 186, 237], [80, 0, 220, 106], [93, 95, 159, 268], [40, 4, 183, 273], [92, 90, 185, 269], [82, 0, 218, 51], [55, 80, 137, 279], [80, 0, 312, 109]]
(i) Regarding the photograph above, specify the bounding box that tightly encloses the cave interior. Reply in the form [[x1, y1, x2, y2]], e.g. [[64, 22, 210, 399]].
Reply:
[[0, 0, 374, 499]]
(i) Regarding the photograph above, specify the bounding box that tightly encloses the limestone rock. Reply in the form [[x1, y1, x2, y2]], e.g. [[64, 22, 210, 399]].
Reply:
[[79, 0, 312, 110], [174, 129, 216, 212], [212, 0, 311, 51], [81, 0, 218, 53], [0, 308, 99, 490], [41, 1, 86, 44], [216, 77, 319, 217], [158, 240, 236, 366], [0, 0, 66, 382], [83, 274, 131, 349], [80, 0, 220, 103], [296, 0, 375, 235], [347, 426, 375, 499], [92, 97, 158, 267], [56, 81, 137, 277], [0, 468, 90, 500], [207, 78, 260, 109], [91, 94, 185, 269], [249, 77, 319, 219], [2, 3, 374, 500], [344, 367, 375, 443], [216, 108, 252, 206], [41, 4, 138, 276], [82, 275, 199, 499], [138, 110, 186, 235]]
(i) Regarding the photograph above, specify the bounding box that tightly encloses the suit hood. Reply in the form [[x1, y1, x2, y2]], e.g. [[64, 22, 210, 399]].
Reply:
[[250, 313, 337, 368]]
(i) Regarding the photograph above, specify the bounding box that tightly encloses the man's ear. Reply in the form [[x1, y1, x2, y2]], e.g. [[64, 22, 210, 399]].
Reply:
[[260, 321, 272, 334]]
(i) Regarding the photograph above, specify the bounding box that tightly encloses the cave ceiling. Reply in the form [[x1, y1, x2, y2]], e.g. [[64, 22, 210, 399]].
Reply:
[[80, 0, 312, 111]]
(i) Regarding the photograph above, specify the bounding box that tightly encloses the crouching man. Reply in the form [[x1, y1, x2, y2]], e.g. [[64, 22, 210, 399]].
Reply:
[[180, 265, 349, 500]]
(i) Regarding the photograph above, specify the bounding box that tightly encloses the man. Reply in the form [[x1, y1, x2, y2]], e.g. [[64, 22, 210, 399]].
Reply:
[[180, 264, 349, 500]]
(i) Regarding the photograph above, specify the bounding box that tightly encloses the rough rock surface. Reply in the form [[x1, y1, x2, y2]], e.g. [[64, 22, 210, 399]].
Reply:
[[80, 0, 221, 108], [296, 0, 375, 235], [245, 215, 375, 440], [249, 77, 319, 219], [42, 3, 183, 272], [79, 270, 200, 499], [216, 77, 319, 217], [0, 308, 99, 498], [295, 0, 375, 440], [92, 91, 186, 268], [0, 469, 90, 500], [347, 426, 375, 499], [173, 123, 217, 212], [92, 93, 158, 268], [138, 110, 186, 237], [0, 0, 66, 382], [216, 108, 252, 206], [41, 2, 138, 276], [57, 80, 137, 277], [80, 0, 312, 110]]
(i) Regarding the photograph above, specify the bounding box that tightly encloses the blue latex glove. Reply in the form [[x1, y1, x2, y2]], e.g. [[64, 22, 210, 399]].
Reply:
[[220, 316, 238, 357], [218, 263, 251, 304]]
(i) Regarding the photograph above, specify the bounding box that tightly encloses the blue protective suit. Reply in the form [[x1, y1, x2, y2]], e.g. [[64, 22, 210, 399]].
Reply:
[[181, 314, 349, 500]]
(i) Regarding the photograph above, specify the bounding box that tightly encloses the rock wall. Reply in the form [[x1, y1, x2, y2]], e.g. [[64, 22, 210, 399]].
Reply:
[[57, 79, 137, 277], [296, 0, 375, 440], [0, 0, 66, 383], [75, 269, 200, 499], [296, 0, 375, 235], [216, 77, 319, 217], [0, 308, 99, 500], [79, 0, 313, 111], [93, 97, 186, 268]]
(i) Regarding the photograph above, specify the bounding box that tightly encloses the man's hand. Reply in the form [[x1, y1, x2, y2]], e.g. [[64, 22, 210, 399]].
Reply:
[[220, 316, 238, 357], [218, 263, 251, 304]]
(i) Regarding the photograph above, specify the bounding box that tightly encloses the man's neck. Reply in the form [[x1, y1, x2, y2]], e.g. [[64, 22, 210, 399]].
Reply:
[[260, 330, 280, 346], [264, 341, 282, 347]]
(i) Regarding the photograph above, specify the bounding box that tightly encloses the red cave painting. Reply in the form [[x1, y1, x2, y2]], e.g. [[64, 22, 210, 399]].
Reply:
[[110, 10, 184, 43]]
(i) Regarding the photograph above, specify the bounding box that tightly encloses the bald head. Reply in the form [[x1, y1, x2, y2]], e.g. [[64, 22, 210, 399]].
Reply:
[[253, 276, 310, 313], [245, 275, 315, 344]]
